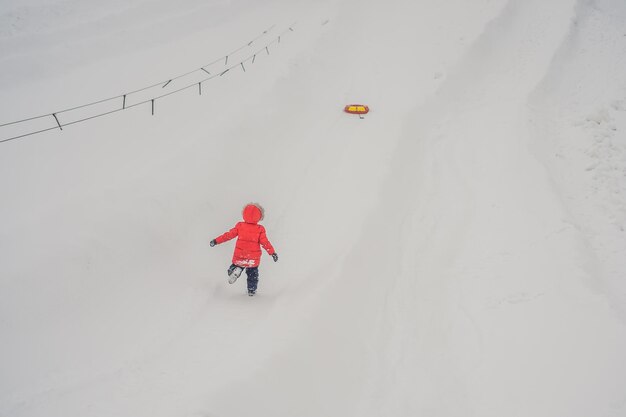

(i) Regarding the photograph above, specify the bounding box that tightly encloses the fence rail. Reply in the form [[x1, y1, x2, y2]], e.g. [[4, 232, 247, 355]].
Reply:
[[1, 23, 296, 145]]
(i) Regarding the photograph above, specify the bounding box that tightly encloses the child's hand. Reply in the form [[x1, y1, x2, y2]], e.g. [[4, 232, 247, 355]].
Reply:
[[272, 253, 278, 262], [210, 239, 217, 247]]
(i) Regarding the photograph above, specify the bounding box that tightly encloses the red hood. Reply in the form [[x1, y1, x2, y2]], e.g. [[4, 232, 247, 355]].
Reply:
[[242, 204, 263, 224]]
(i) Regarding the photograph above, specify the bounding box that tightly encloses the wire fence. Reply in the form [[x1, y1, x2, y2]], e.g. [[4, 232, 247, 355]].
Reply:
[[0, 23, 296, 145]]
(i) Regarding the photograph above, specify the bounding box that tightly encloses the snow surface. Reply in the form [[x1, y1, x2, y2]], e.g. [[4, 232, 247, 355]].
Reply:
[[1, 0, 626, 416]]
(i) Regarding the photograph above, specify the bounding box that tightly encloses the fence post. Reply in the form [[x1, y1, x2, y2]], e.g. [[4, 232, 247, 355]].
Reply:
[[52, 113, 63, 130]]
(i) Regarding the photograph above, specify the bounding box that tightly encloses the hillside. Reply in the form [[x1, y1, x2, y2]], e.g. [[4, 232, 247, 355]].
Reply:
[[1, 1, 626, 416]]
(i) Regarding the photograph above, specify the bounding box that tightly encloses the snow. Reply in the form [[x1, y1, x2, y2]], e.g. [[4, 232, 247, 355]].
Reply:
[[1, 0, 626, 416]]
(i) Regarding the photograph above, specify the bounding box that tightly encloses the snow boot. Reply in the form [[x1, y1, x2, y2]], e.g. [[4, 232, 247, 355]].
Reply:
[[227, 265, 243, 284]]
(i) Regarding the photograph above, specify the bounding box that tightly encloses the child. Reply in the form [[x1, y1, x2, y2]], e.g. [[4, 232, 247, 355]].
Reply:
[[210, 203, 278, 296]]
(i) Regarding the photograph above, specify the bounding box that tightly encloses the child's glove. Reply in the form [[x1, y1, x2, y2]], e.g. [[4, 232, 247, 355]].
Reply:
[[210, 239, 217, 247], [272, 253, 278, 262]]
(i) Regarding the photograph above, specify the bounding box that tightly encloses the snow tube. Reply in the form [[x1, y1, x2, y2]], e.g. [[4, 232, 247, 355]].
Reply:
[[344, 104, 370, 115]]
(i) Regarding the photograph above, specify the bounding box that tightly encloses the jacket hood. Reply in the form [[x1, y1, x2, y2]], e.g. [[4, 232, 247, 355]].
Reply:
[[242, 203, 264, 224]]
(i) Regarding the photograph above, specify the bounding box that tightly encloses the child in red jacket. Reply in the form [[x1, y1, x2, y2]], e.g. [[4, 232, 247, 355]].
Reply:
[[210, 203, 278, 296]]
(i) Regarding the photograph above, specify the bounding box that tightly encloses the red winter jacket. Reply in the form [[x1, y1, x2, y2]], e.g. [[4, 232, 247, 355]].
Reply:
[[214, 204, 276, 268]]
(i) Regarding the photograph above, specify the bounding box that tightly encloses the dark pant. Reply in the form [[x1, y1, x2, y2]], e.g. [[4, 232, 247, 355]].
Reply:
[[245, 267, 259, 292], [229, 264, 259, 292]]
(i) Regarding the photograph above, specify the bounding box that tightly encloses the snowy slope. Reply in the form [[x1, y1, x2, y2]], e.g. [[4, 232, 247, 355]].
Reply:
[[1, 0, 626, 416]]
